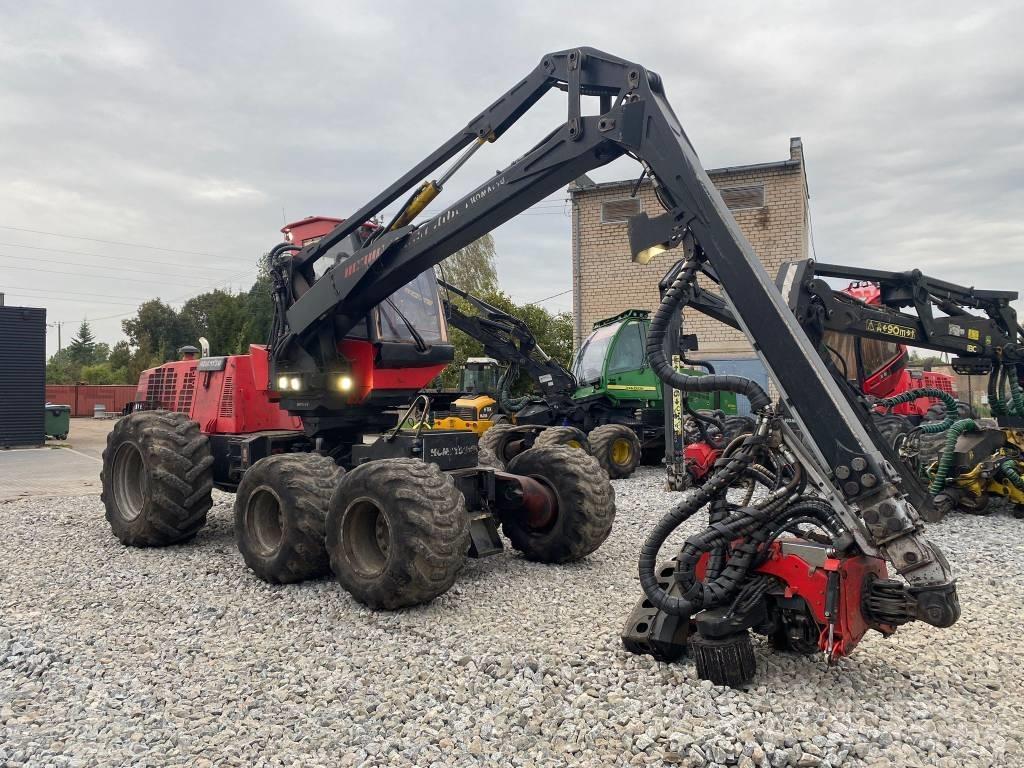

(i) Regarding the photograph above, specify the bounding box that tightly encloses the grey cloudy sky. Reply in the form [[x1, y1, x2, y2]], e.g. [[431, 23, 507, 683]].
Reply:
[[1, 1, 1022, 356]]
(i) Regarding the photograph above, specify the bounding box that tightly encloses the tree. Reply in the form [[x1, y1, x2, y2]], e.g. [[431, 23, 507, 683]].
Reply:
[[122, 299, 195, 364], [66, 320, 97, 366], [438, 234, 498, 295]]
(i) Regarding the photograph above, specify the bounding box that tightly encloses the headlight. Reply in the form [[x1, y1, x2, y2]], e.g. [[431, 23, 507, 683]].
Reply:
[[289, 377, 302, 391], [337, 375, 353, 392], [276, 375, 290, 390]]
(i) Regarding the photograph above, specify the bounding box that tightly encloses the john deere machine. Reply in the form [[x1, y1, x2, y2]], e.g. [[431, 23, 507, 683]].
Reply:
[[104, 47, 982, 686]]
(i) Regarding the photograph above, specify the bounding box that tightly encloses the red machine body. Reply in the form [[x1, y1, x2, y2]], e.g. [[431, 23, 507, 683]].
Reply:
[[682, 440, 718, 484], [134, 346, 301, 435], [841, 281, 956, 418], [695, 540, 893, 660]]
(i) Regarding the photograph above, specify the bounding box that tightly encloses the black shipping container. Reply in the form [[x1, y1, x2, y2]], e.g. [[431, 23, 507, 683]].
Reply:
[[0, 304, 46, 448]]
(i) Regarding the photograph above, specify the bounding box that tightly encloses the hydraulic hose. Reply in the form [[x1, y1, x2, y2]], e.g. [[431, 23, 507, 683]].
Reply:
[[1008, 368, 1024, 416], [638, 444, 756, 615], [998, 459, 1024, 491], [496, 364, 533, 413], [927, 418, 979, 495], [878, 387, 959, 434], [645, 256, 771, 413], [990, 364, 1008, 418]]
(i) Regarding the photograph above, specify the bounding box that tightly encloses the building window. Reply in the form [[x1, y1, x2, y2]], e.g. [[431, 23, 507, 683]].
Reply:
[[601, 197, 641, 223], [719, 184, 765, 210]]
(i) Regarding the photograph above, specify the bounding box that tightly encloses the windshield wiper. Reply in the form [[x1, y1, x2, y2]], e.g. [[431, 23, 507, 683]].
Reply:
[[385, 298, 429, 352]]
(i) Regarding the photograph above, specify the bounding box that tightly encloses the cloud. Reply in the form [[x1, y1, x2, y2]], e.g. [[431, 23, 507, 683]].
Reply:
[[0, 0, 1021, 356]]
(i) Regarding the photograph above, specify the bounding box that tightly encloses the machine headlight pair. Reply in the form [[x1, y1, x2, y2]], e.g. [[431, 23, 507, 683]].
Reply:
[[275, 373, 353, 393], [276, 375, 304, 392]]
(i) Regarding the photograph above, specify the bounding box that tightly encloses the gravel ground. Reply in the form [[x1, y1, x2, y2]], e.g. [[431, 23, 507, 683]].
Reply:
[[2, 467, 1022, 768]]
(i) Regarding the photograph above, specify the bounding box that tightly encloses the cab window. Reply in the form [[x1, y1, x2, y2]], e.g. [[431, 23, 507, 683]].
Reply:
[[573, 322, 619, 385], [607, 321, 646, 374], [378, 271, 448, 344]]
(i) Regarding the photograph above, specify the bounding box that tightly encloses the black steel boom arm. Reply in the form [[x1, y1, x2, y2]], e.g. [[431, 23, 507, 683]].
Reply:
[[271, 48, 963, 605]]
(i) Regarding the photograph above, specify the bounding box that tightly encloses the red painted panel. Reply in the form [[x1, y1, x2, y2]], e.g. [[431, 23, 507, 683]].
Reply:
[[46, 385, 138, 417]]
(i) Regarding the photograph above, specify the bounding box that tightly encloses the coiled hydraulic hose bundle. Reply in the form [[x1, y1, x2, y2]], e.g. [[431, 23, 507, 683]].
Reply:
[[999, 459, 1024, 492], [496, 364, 534, 413], [637, 251, 805, 617], [644, 255, 771, 414], [989, 363, 1024, 418]]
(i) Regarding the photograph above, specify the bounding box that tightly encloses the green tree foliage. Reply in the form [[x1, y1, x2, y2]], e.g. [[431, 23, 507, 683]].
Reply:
[[438, 235, 498, 295], [46, 322, 120, 383], [66, 320, 97, 366]]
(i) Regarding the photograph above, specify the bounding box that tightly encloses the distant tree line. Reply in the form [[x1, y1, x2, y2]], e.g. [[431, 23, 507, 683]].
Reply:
[[45, 235, 574, 389]]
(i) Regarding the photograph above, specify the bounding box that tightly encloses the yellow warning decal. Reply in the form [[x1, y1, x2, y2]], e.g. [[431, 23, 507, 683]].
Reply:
[[607, 384, 659, 391], [967, 328, 980, 340], [865, 319, 917, 340]]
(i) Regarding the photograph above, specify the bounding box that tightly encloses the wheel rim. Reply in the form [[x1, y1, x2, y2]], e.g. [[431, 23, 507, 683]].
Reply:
[[246, 487, 285, 557], [112, 443, 147, 522], [521, 475, 559, 531], [343, 497, 390, 578], [610, 438, 633, 466]]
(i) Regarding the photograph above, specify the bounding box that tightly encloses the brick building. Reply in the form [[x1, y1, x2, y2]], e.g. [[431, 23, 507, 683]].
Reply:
[[569, 138, 809, 405]]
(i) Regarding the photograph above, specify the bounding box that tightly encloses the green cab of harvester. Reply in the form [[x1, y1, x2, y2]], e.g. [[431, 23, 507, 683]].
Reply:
[[571, 309, 737, 414]]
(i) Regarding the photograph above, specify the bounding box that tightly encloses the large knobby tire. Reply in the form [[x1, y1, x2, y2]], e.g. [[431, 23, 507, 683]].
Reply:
[[326, 459, 470, 609], [535, 426, 591, 453], [234, 453, 345, 584], [871, 412, 912, 449], [588, 424, 642, 479], [478, 424, 522, 468], [477, 445, 502, 469], [721, 415, 756, 443], [101, 410, 214, 547], [503, 446, 615, 563]]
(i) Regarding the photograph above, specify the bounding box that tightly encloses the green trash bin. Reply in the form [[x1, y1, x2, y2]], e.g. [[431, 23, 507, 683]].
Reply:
[[45, 403, 71, 440]]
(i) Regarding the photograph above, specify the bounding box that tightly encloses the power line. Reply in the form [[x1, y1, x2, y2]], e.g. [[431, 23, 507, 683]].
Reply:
[[47, 266, 258, 324], [524, 288, 572, 305], [0, 241, 243, 273], [0, 225, 224, 257], [0, 284, 156, 303], [0, 254, 229, 286]]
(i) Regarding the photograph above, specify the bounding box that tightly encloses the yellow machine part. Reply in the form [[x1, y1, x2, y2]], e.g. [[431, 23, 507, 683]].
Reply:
[[433, 394, 499, 435], [949, 430, 1024, 506]]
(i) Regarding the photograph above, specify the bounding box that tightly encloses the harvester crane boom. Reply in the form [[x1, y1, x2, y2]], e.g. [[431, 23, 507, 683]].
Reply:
[[269, 46, 959, 629]]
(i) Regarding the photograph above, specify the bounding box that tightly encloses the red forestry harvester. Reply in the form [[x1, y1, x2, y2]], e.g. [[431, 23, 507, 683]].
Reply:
[[102, 48, 976, 688]]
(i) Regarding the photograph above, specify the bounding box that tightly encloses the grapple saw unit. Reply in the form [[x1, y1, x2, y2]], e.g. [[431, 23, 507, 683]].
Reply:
[[106, 48, 969, 685]]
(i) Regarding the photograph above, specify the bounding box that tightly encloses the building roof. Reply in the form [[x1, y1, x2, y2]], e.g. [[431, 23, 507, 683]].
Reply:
[[569, 137, 804, 194]]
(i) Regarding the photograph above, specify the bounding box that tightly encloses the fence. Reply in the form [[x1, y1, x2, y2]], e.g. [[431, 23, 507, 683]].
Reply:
[[45, 384, 137, 417]]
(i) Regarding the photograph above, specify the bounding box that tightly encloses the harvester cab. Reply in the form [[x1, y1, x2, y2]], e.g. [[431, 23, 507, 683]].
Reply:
[[572, 310, 660, 407], [459, 357, 501, 395]]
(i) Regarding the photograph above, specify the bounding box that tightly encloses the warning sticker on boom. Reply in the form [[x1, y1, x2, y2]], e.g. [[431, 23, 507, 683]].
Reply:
[[865, 319, 917, 340]]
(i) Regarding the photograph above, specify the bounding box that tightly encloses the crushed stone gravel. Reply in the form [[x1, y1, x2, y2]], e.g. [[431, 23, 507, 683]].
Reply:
[[2, 467, 1022, 767]]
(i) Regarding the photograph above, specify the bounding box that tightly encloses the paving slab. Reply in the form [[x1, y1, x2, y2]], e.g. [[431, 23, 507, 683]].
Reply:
[[0, 418, 114, 501]]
